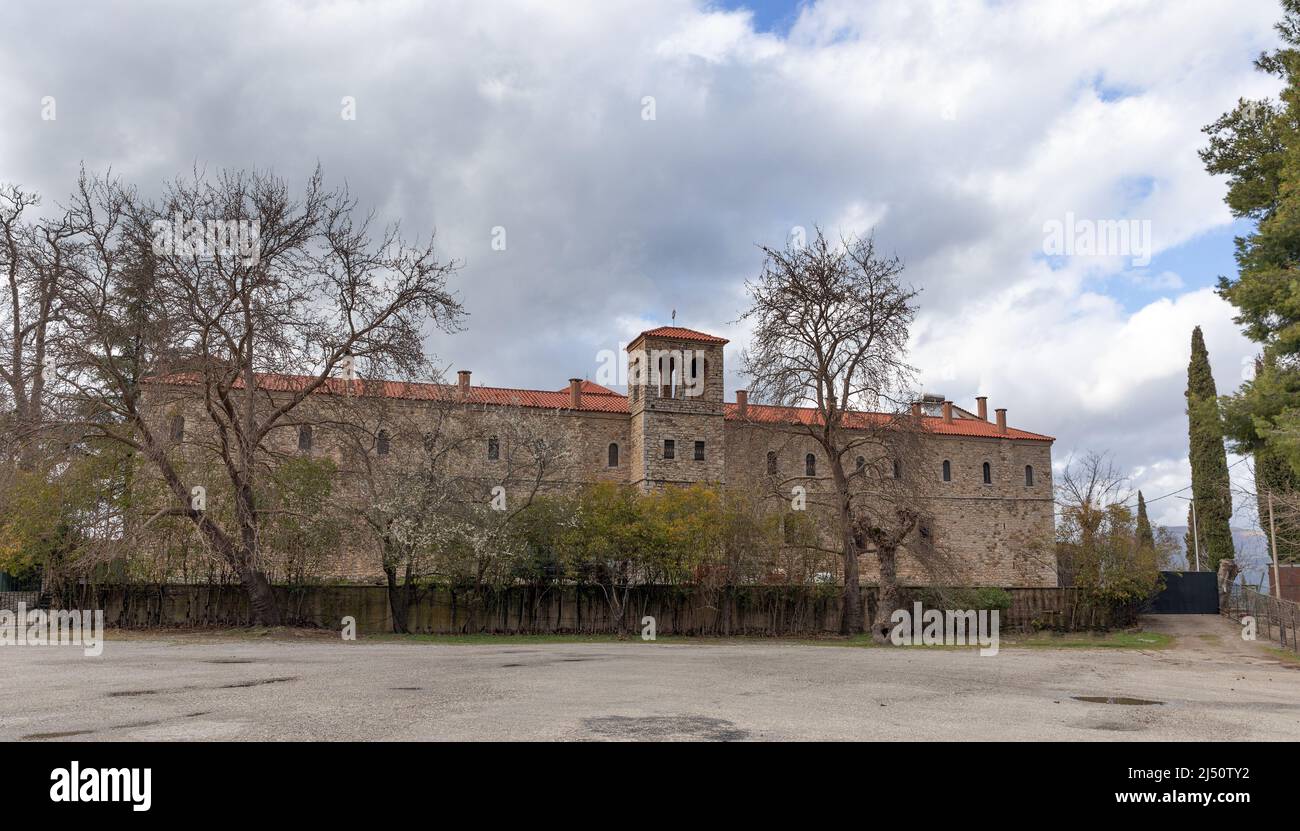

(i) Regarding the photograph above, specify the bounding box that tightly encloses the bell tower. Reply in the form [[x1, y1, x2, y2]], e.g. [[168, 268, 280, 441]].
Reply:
[[626, 326, 728, 489]]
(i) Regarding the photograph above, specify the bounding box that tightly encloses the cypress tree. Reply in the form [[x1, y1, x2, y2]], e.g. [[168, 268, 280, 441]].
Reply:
[[1136, 491, 1155, 549], [1186, 326, 1236, 570]]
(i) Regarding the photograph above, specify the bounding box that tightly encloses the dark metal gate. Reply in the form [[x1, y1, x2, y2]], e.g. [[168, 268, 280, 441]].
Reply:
[[1148, 571, 1219, 614]]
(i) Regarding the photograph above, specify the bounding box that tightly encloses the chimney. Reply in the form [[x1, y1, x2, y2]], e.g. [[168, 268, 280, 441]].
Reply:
[[457, 370, 471, 393], [942, 401, 953, 424], [736, 389, 748, 419], [995, 408, 1007, 434], [911, 401, 922, 418], [976, 396, 988, 421], [569, 378, 582, 409]]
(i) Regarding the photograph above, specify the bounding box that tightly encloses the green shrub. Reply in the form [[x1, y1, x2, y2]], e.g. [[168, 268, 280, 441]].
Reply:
[[972, 587, 1012, 613]]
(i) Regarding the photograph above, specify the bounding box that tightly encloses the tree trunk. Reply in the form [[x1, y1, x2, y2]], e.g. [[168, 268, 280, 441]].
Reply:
[[232, 480, 280, 625], [871, 545, 899, 643], [840, 496, 864, 635], [384, 564, 410, 634], [605, 582, 628, 637], [240, 565, 281, 626]]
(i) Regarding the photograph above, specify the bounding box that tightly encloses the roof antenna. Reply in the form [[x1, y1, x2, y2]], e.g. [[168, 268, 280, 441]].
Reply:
[[671, 309, 676, 322]]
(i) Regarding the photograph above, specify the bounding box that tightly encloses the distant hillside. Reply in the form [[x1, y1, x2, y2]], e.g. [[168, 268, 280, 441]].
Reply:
[[1163, 526, 1272, 589]]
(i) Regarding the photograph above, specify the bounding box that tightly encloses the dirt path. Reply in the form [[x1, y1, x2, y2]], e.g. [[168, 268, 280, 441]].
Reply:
[[1142, 613, 1296, 667]]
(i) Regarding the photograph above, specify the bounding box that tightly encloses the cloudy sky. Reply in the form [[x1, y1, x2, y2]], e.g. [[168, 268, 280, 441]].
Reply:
[[0, 0, 1284, 528]]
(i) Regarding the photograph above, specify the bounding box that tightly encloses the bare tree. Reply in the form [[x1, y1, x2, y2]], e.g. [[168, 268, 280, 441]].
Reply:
[[56, 167, 464, 625], [739, 227, 927, 636], [328, 386, 572, 633], [1054, 451, 1169, 616], [1056, 451, 1129, 555], [0, 184, 76, 469]]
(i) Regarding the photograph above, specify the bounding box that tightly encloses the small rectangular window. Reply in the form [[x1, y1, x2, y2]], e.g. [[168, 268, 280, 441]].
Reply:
[[664, 439, 675, 460], [694, 440, 705, 461], [488, 436, 499, 460]]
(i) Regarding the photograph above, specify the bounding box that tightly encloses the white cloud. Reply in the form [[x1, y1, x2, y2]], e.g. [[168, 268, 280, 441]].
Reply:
[[0, 0, 1285, 528]]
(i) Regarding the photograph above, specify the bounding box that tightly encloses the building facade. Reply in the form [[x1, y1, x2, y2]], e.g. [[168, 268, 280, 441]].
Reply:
[[147, 326, 1057, 587]]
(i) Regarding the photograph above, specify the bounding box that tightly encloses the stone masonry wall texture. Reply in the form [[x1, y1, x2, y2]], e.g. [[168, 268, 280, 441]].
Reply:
[[141, 326, 1057, 588]]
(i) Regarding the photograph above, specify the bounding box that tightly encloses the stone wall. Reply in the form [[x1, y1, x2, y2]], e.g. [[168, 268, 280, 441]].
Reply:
[[137, 363, 1057, 588], [723, 421, 1057, 587], [628, 335, 728, 488]]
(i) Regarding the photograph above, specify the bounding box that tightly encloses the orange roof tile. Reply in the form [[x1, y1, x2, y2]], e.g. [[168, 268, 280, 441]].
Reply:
[[143, 372, 1050, 438], [630, 326, 729, 346], [554, 380, 624, 396], [143, 372, 632, 413], [724, 402, 1053, 442]]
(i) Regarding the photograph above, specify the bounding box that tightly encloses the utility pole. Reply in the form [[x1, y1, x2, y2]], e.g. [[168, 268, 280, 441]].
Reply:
[[1269, 490, 1282, 599]]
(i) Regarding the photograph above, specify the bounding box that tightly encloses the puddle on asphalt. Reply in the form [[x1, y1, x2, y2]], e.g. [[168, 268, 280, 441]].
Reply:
[[1073, 696, 1164, 706]]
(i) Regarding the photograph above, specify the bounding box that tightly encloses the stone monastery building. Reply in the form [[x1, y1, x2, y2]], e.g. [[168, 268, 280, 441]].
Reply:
[[153, 326, 1058, 587]]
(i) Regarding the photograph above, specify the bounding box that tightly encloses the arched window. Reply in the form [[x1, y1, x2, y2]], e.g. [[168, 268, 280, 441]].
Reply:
[[942, 460, 951, 482], [855, 456, 866, 472], [766, 451, 777, 475], [1025, 465, 1034, 487], [298, 425, 313, 452], [982, 461, 992, 485], [487, 436, 500, 460], [892, 459, 901, 479], [608, 443, 619, 467], [170, 415, 185, 442], [805, 453, 816, 477], [377, 430, 390, 457], [659, 355, 673, 399]]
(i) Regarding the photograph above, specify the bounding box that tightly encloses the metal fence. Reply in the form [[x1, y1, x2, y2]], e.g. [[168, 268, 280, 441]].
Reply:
[[0, 591, 42, 612], [1221, 585, 1300, 654]]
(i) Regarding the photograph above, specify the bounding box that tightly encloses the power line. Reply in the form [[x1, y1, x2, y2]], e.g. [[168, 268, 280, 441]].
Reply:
[[1125, 456, 1251, 506]]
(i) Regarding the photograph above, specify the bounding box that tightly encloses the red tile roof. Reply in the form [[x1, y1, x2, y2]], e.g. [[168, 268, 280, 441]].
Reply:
[[144, 372, 1050, 439], [630, 326, 730, 346], [144, 372, 633, 413], [724, 402, 1053, 442], [554, 380, 623, 396]]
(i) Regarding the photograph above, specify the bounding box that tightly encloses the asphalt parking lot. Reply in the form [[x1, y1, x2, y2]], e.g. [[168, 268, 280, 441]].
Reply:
[[2, 615, 1297, 741]]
